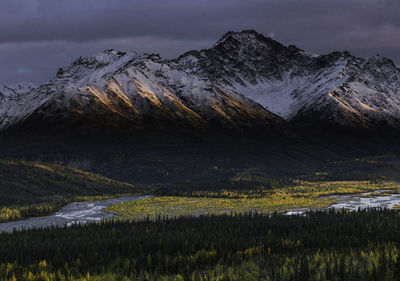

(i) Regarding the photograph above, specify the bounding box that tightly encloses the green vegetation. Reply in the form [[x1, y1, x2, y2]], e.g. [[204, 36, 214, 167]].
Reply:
[[107, 195, 331, 220], [159, 180, 396, 198], [0, 201, 67, 223], [1, 156, 399, 224], [2, 210, 400, 280], [107, 180, 400, 220], [0, 159, 140, 205], [2, 156, 400, 280], [2, 153, 398, 223], [150, 154, 400, 197], [3, 128, 400, 280], [0, 193, 144, 223], [0, 160, 147, 222], [312, 155, 400, 181]]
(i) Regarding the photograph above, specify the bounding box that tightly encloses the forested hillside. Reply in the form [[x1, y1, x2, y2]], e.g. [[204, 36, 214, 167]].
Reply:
[[1, 210, 400, 281], [0, 160, 146, 222]]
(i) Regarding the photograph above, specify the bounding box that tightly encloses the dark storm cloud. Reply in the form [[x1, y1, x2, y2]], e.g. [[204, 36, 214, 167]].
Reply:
[[0, 0, 399, 84]]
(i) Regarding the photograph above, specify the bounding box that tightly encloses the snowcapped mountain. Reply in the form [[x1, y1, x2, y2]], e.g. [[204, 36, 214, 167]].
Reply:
[[175, 30, 400, 129], [1, 30, 400, 135], [0, 49, 285, 135]]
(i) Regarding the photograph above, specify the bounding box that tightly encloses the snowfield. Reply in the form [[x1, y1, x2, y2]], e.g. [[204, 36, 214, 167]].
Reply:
[[1, 30, 400, 131]]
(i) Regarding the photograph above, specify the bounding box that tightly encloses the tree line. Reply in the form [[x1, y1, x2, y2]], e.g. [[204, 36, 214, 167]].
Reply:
[[1, 209, 400, 280]]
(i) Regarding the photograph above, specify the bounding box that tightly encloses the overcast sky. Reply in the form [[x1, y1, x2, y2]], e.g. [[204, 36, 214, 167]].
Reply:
[[1, 0, 399, 85]]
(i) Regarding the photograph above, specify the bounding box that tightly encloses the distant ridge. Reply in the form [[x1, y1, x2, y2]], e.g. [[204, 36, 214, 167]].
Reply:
[[0, 30, 400, 184], [1, 30, 400, 135]]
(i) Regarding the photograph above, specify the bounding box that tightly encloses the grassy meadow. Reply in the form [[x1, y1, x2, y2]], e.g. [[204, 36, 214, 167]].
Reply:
[[106, 180, 400, 220]]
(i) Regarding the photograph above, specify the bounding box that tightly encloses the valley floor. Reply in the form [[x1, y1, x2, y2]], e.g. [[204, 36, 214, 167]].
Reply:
[[2, 160, 400, 280], [106, 180, 400, 221]]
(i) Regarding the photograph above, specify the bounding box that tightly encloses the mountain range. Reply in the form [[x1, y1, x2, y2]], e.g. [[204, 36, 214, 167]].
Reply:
[[1, 30, 400, 134], [1, 30, 400, 183]]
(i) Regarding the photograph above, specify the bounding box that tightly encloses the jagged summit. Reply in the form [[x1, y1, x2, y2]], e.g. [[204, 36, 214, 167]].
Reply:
[[175, 31, 400, 127], [178, 30, 299, 63], [1, 30, 400, 135], [211, 30, 307, 60], [0, 36, 287, 135], [212, 30, 274, 47]]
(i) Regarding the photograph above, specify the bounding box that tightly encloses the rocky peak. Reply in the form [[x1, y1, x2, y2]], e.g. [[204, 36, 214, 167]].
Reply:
[[55, 49, 136, 80], [212, 30, 280, 50], [211, 30, 292, 57], [176, 30, 313, 86], [2, 30, 400, 133], [313, 51, 353, 69], [365, 55, 399, 72]]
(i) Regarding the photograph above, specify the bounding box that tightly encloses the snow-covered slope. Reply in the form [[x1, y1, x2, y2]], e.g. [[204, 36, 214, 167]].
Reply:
[[0, 82, 36, 97], [1, 30, 400, 133], [175, 30, 400, 128], [0, 48, 284, 133], [0, 82, 38, 129]]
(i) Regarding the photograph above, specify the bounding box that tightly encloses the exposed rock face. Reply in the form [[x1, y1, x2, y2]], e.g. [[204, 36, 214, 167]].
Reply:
[[1, 30, 400, 135], [178, 30, 400, 129]]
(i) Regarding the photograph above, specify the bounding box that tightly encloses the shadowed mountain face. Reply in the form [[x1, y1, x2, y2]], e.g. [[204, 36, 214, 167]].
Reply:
[[176, 30, 400, 129], [0, 30, 400, 183], [0, 46, 287, 138], [2, 29, 400, 134]]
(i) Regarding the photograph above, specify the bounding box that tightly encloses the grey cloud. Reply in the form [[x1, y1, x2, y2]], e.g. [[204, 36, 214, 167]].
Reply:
[[0, 0, 399, 84], [0, 37, 213, 85]]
